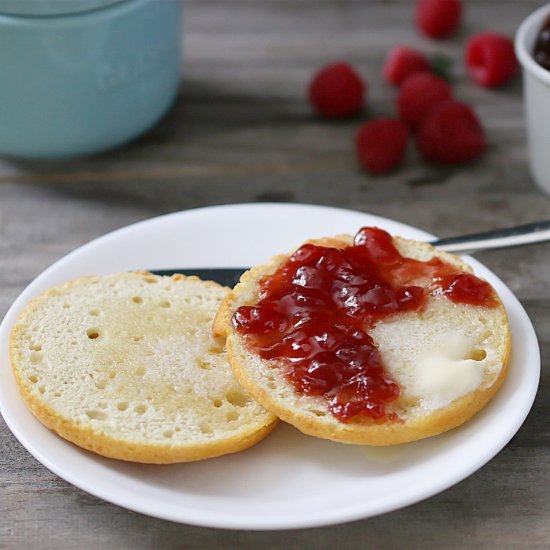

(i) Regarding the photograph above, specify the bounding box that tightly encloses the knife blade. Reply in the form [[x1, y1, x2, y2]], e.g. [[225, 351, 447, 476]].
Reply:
[[151, 219, 550, 285]]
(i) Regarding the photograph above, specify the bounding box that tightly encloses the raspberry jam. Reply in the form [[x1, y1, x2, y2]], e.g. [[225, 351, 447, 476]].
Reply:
[[534, 15, 550, 70], [232, 227, 498, 423]]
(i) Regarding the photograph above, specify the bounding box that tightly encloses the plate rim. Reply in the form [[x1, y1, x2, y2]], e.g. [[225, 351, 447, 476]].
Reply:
[[0, 202, 540, 530]]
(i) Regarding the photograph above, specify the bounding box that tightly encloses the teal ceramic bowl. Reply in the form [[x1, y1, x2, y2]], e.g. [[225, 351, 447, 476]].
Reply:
[[0, 0, 182, 158]]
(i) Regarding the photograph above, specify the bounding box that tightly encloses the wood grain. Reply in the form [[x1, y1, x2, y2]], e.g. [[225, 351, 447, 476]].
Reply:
[[1, 1, 549, 548]]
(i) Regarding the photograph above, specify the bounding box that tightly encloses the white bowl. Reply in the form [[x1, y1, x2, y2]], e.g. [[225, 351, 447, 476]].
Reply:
[[516, 4, 550, 195]]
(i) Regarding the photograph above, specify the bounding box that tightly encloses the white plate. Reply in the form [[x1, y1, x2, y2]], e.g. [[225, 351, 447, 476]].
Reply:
[[0, 203, 540, 530]]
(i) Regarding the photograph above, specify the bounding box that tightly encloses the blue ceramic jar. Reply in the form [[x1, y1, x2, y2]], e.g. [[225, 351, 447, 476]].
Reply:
[[0, 0, 182, 158]]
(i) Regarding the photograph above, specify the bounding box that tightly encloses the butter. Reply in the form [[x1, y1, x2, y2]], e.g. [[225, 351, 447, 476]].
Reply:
[[412, 332, 485, 406]]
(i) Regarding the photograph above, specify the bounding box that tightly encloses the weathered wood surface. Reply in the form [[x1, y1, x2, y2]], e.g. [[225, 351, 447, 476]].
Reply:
[[1, 1, 549, 548]]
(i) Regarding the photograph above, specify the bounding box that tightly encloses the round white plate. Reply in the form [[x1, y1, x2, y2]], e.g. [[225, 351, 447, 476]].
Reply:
[[0, 203, 540, 530]]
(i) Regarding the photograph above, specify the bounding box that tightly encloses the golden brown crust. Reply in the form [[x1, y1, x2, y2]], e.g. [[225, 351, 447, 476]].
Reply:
[[227, 335, 510, 446], [10, 368, 277, 462], [212, 293, 233, 338], [220, 234, 511, 446], [10, 272, 278, 463]]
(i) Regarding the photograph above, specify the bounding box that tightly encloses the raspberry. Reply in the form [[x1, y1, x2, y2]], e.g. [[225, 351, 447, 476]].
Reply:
[[397, 73, 452, 130], [356, 119, 409, 174], [465, 33, 519, 88], [416, 100, 486, 164], [416, 0, 462, 39], [309, 62, 365, 118], [383, 46, 431, 86]]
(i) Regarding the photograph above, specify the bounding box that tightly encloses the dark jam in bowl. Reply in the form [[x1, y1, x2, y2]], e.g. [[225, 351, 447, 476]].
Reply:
[[232, 227, 499, 423], [534, 15, 550, 71]]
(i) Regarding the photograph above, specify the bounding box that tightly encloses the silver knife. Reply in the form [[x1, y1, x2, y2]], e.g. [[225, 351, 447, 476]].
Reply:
[[152, 219, 550, 286]]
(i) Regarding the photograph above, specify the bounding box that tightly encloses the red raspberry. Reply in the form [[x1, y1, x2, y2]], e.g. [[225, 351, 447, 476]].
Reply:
[[465, 33, 519, 88], [309, 62, 365, 118], [383, 46, 431, 86], [397, 73, 452, 130], [416, 100, 486, 164], [416, 0, 462, 39], [356, 119, 409, 174]]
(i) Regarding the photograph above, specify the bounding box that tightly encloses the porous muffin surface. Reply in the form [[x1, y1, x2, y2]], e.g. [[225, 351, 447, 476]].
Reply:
[[10, 273, 277, 463]]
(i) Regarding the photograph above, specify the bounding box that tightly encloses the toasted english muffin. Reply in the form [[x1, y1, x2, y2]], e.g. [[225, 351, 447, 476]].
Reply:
[[214, 233, 510, 446], [10, 272, 277, 463]]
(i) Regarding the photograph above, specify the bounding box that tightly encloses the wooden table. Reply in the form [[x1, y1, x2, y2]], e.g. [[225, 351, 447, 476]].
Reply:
[[1, 1, 549, 548]]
